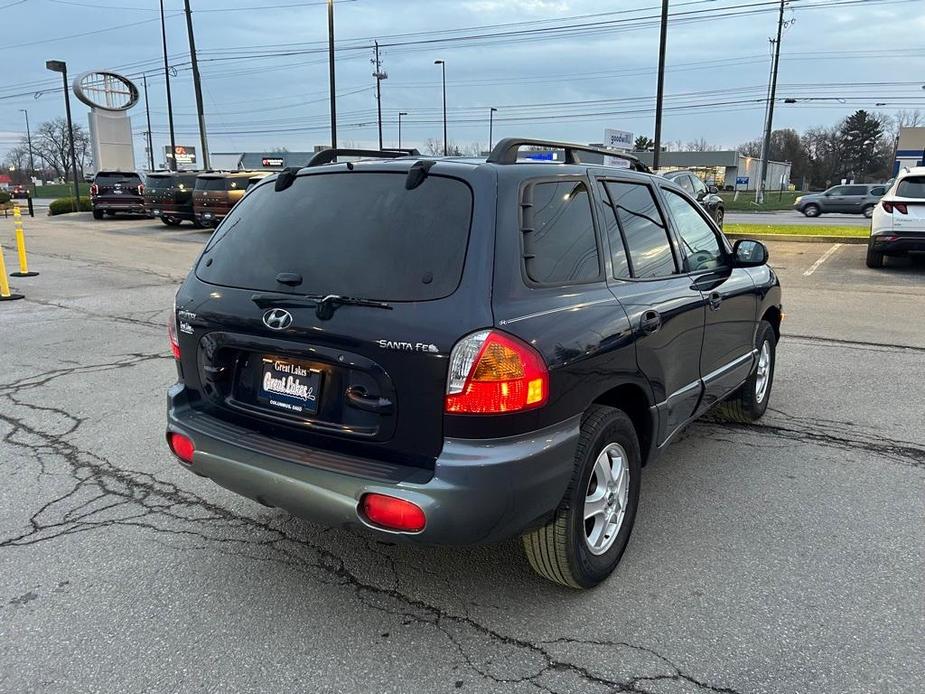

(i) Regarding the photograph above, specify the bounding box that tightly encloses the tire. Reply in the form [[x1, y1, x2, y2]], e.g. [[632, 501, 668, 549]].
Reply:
[[92, 209, 104, 220], [715, 320, 776, 423], [866, 246, 884, 268], [160, 216, 182, 227], [522, 405, 641, 589], [192, 219, 204, 229], [714, 208, 725, 229], [862, 204, 875, 219], [802, 204, 820, 218]]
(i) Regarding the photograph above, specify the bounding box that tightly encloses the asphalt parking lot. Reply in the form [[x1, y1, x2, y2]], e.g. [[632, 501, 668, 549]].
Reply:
[[1, 213, 922, 693]]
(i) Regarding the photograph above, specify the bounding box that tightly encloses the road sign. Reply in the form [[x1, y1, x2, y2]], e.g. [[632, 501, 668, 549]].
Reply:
[[604, 129, 633, 151], [736, 176, 749, 186]]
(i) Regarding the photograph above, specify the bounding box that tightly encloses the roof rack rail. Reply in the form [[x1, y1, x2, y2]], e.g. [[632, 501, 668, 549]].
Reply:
[[307, 147, 421, 167], [486, 138, 650, 172]]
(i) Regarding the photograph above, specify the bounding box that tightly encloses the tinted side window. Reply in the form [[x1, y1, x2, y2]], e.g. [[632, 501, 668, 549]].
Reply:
[[828, 186, 848, 195], [844, 186, 867, 196], [597, 182, 630, 278], [869, 186, 886, 196], [676, 175, 694, 194], [604, 181, 677, 279], [662, 189, 725, 272], [690, 175, 707, 197], [525, 180, 600, 285]]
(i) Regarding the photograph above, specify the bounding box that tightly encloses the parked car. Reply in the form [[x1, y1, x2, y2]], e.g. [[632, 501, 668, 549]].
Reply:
[[90, 170, 146, 219], [145, 171, 201, 227], [192, 171, 253, 227], [10, 185, 30, 199], [660, 170, 725, 227], [794, 183, 886, 218], [867, 167, 925, 268], [166, 140, 782, 589]]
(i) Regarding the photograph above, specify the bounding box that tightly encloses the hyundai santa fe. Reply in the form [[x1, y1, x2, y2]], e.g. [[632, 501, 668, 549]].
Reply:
[[166, 139, 782, 588]]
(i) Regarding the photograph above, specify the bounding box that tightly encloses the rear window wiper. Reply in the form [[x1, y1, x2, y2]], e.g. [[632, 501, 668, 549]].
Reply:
[[250, 293, 392, 320]]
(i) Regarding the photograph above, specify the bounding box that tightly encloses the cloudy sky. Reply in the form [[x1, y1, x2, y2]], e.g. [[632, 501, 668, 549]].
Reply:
[[1, 0, 924, 166]]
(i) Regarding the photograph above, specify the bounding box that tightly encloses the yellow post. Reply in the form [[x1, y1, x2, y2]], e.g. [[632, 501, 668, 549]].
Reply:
[[0, 240, 25, 302], [10, 205, 38, 278]]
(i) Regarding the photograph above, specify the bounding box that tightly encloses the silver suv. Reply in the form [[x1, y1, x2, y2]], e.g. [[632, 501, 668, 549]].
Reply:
[[794, 183, 887, 218]]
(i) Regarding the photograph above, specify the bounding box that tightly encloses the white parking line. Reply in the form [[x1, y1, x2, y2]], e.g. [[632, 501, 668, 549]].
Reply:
[[803, 243, 843, 277]]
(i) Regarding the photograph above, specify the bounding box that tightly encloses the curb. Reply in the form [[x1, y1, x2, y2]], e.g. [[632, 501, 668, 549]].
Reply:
[[723, 232, 868, 245]]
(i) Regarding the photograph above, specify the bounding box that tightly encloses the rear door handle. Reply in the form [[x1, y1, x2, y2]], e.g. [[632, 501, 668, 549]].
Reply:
[[708, 291, 723, 310], [345, 385, 393, 414], [640, 310, 662, 335]]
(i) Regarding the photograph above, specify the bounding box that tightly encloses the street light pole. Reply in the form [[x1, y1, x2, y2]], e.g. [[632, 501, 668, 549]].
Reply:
[[327, 0, 337, 149], [489, 106, 497, 150], [434, 59, 447, 156], [184, 0, 210, 169], [142, 73, 155, 171], [159, 0, 177, 170], [652, 0, 669, 171], [19, 109, 35, 179], [373, 41, 388, 150], [398, 111, 407, 149], [45, 60, 80, 212]]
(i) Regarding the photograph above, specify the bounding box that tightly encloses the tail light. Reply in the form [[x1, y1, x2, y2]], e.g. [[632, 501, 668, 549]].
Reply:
[[168, 309, 180, 360], [445, 329, 548, 414], [89, 183, 99, 196], [361, 494, 426, 532], [167, 432, 195, 463], [882, 201, 907, 214]]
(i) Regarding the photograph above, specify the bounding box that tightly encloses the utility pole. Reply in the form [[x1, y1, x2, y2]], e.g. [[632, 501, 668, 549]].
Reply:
[[489, 106, 497, 150], [19, 109, 35, 179], [757, 0, 787, 203], [755, 39, 775, 202], [184, 0, 210, 169], [372, 41, 388, 150], [434, 59, 447, 155], [327, 0, 337, 149], [652, 0, 669, 170], [159, 0, 177, 170], [398, 111, 407, 149], [142, 74, 155, 171]]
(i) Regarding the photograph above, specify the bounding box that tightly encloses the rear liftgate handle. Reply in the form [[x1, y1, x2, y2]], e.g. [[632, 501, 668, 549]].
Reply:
[[640, 310, 662, 335], [345, 385, 394, 414]]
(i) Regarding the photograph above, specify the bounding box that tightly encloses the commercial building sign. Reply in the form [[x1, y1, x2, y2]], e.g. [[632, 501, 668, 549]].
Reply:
[[604, 128, 634, 151], [165, 145, 197, 166], [261, 157, 285, 168]]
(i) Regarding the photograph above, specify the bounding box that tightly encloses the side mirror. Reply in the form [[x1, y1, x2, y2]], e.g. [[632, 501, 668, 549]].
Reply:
[[732, 239, 768, 267], [708, 185, 719, 194]]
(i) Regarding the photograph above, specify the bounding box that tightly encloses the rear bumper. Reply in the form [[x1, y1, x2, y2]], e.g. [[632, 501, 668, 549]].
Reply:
[[870, 231, 925, 254], [92, 197, 146, 213], [195, 210, 226, 225], [166, 384, 580, 544], [146, 203, 194, 220]]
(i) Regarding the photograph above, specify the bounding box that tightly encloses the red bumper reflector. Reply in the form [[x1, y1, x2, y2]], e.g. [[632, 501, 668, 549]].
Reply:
[[168, 432, 195, 463], [361, 494, 426, 532]]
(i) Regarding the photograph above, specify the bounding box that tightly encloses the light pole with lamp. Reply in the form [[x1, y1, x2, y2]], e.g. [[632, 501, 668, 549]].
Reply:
[[18, 109, 36, 183], [44, 60, 81, 211], [489, 106, 497, 151], [434, 59, 447, 155], [398, 111, 407, 149]]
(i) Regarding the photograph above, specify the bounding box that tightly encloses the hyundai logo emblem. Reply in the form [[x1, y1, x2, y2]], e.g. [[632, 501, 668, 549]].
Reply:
[[263, 308, 293, 331]]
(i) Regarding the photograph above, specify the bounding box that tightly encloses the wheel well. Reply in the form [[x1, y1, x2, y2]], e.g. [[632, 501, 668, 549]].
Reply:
[[762, 306, 782, 341], [593, 384, 654, 465]]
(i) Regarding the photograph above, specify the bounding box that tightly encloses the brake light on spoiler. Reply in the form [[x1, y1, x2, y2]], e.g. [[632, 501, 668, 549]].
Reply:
[[445, 329, 548, 414]]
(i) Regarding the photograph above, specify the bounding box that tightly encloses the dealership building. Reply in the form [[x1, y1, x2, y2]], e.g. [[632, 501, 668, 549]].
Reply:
[[632, 150, 792, 191], [895, 127, 925, 174]]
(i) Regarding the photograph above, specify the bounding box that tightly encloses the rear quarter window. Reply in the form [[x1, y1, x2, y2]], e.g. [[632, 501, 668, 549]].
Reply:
[[196, 177, 227, 192], [95, 172, 141, 185], [197, 172, 473, 302]]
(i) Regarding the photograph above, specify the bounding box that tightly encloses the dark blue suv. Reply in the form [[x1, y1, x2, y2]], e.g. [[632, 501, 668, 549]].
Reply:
[[166, 139, 782, 588]]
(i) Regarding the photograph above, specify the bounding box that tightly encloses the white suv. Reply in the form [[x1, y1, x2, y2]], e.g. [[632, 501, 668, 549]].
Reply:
[[867, 167, 925, 268]]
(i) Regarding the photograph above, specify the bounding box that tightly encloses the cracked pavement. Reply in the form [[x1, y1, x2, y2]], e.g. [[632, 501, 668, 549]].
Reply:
[[1, 214, 923, 693]]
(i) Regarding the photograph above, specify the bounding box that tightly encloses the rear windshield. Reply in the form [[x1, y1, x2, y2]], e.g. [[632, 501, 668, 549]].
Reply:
[[95, 172, 141, 185], [196, 177, 228, 192], [145, 176, 174, 190], [197, 171, 473, 301], [896, 177, 925, 199]]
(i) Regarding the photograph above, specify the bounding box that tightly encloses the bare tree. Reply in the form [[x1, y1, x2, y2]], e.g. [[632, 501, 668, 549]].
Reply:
[[34, 118, 91, 180], [1, 143, 32, 182], [685, 137, 720, 152]]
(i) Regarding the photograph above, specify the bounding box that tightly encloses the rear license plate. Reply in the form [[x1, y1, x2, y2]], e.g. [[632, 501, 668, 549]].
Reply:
[[257, 357, 321, 415]]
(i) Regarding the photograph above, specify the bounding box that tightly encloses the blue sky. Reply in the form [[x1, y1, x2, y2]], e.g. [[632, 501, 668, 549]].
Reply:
[[1, 0, 924, 166]]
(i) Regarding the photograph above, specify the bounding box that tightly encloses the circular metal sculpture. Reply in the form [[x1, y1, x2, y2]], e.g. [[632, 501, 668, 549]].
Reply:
[[72, 71, 139, 111]]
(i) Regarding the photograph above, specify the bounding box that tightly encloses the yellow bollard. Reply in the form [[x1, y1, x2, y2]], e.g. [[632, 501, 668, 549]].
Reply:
[[0, 240, 25, 302], [10, 206, 38, 278]]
